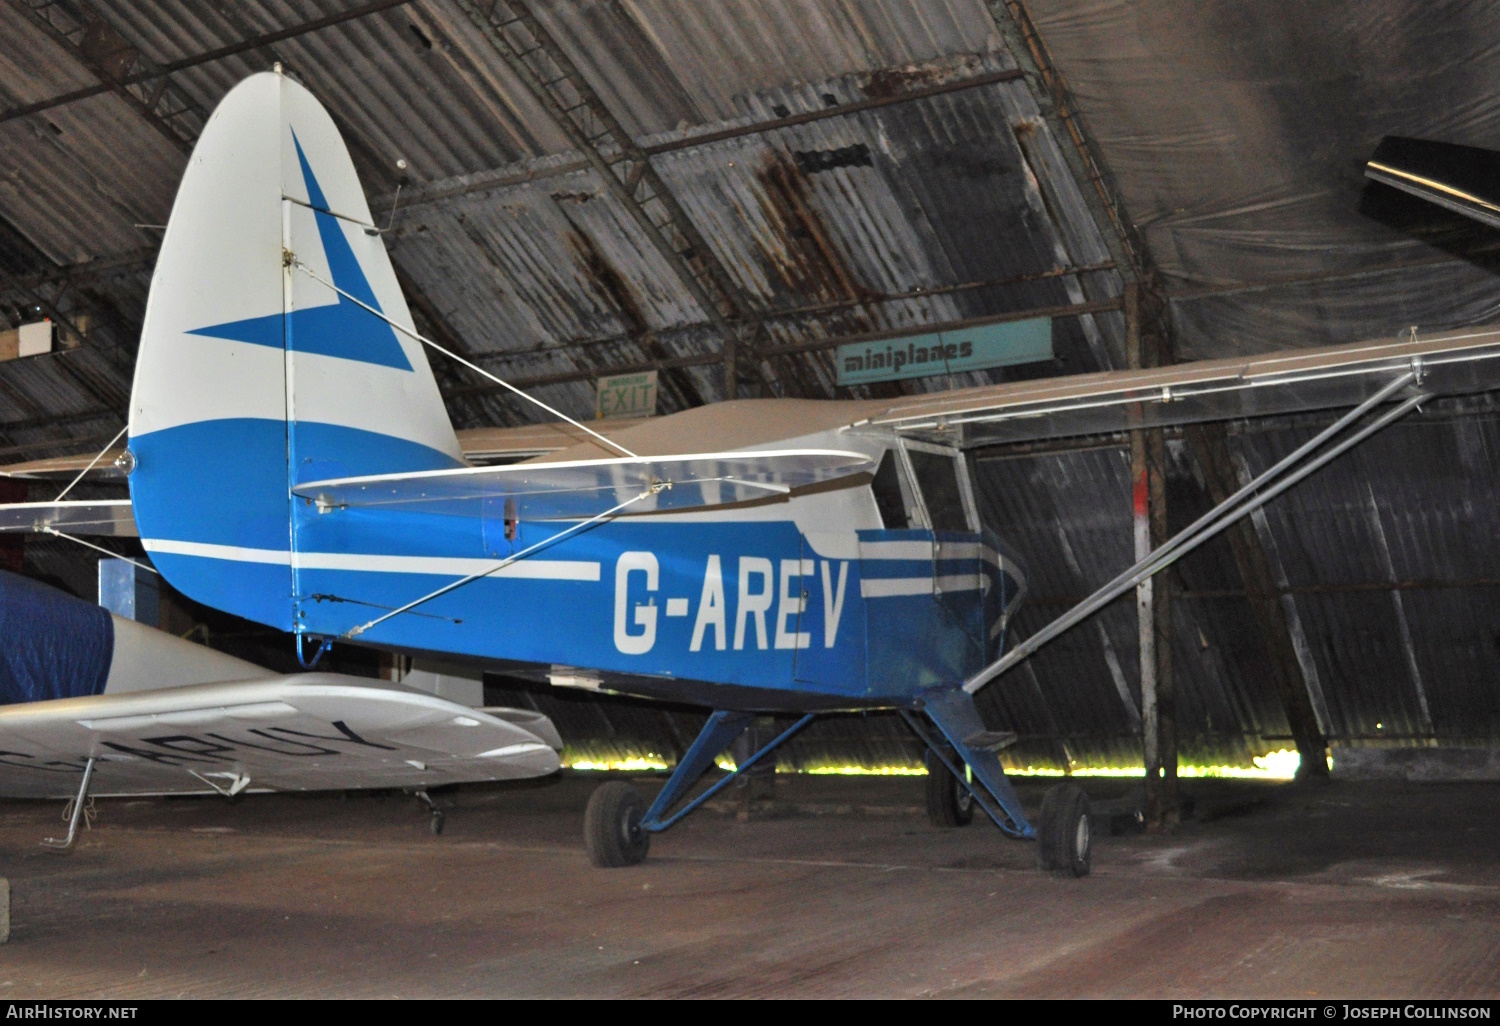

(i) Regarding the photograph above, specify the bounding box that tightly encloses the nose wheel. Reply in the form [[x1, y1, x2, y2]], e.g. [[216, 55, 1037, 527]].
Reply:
[[584, 781, 649, 867], [1037, 782, 1092, 876]]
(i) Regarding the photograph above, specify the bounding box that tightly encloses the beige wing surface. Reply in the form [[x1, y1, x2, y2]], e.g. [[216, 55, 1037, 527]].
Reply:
[[856, 326, 1500, 446]]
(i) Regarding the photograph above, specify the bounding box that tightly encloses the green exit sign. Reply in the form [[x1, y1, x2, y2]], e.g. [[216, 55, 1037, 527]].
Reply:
[[596, 369, 658, 420]]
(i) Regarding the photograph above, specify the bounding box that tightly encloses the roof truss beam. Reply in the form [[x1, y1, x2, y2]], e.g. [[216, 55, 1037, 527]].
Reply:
[[0, 0, 416, 127], [8, 0, 210, 153]]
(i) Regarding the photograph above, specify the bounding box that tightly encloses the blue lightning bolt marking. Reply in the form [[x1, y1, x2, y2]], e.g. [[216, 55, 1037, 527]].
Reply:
[[185, 131, 412, 372]]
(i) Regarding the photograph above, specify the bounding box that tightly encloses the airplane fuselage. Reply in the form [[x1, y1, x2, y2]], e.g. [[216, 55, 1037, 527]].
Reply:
[[140, 427, 1016, 711], [283, 454, 1008, 710]]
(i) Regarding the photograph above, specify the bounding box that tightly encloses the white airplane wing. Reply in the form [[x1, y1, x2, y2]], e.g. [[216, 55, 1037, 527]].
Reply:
[[0, 673, 561, 799], [0, 499, 137, 537], [859, 325, 1500, 446], [292, 448, 873, 519]]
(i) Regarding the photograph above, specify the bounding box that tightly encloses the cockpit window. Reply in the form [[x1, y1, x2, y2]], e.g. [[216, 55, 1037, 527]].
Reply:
[[871, 451, 911, 529], [908, 449, 970, 532]]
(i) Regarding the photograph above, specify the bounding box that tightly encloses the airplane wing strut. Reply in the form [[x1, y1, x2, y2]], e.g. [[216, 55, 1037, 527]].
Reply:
[[0, 499, 136, 537], [963, 370, 1426, 694]]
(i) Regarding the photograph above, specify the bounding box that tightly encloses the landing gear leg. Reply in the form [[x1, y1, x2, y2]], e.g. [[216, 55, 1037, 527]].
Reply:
[[582, 710, 815, 868], [413, 789, 445, 835], [902, 688, 1034, 841], [907, 688, 1095, 876], [42, 757, 96, 851]]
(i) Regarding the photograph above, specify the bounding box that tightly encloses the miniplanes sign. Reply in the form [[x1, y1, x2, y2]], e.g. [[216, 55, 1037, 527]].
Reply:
[[835, 317, 1052, 386]]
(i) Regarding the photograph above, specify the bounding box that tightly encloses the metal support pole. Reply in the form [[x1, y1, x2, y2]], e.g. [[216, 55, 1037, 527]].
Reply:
[[1147, 415, 1176, 822], [1126, 285, 1158, 793]]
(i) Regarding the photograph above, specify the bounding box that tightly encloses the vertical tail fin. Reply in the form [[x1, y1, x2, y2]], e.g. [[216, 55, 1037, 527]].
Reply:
[[128, 71, 463, 629]]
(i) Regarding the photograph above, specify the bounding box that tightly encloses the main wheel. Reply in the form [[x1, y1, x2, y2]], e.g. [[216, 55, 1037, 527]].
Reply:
[[924, 749, 975, 828], [1036, 782, 1092, 877], [584, 781, 649, 868]]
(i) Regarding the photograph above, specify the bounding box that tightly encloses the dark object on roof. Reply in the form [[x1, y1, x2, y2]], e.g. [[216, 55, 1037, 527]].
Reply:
[[1367, 136, 1500, 230]]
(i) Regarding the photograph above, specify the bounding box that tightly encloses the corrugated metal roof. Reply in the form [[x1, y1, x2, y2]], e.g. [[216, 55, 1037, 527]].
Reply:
[[380, 48, 1125, 423], [1, 2, 1121, 433]]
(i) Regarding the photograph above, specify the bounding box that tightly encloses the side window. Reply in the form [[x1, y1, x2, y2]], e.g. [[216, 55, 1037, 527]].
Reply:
[[870, 451, 911, 529], [907, 449, 971, 532]]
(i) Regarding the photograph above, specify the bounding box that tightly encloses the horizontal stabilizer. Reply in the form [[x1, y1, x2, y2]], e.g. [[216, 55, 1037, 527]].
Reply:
[[293, 449, 873, 519], [0, 426, 596, 482], [0, 674, 561, 799], [0, 499, 137, 537], [0, 449, 129, 481], [1366, 135, 1500, 229]]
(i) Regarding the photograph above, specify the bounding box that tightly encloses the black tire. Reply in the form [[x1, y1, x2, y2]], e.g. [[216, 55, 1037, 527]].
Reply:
[[429, 809, 445, 836], [584, 781, 649, 868], [1036, 782, 1092, 877], [924, 749, 975, 828]]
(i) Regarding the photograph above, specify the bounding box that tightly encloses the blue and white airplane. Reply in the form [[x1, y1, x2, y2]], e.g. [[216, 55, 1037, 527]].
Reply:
[[3, 72, 1499, 873]]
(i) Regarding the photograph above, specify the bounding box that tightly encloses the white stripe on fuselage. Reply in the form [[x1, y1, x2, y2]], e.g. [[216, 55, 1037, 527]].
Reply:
[[861, 574, 986, 598], [141, 539, 599, 580], [860, 540, 985, 561], [859, 540, 932, 560]]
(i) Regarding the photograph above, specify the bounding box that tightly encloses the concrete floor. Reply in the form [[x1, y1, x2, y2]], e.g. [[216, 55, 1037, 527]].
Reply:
[[0, 772, 1498, 998]]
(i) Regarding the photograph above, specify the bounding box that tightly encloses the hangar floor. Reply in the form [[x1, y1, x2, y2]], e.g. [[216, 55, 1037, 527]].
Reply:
[[0, 773, 1497, 998]]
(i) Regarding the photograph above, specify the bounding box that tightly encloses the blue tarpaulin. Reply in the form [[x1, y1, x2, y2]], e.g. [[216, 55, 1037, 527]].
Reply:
[[0, 570, 113, 705]]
